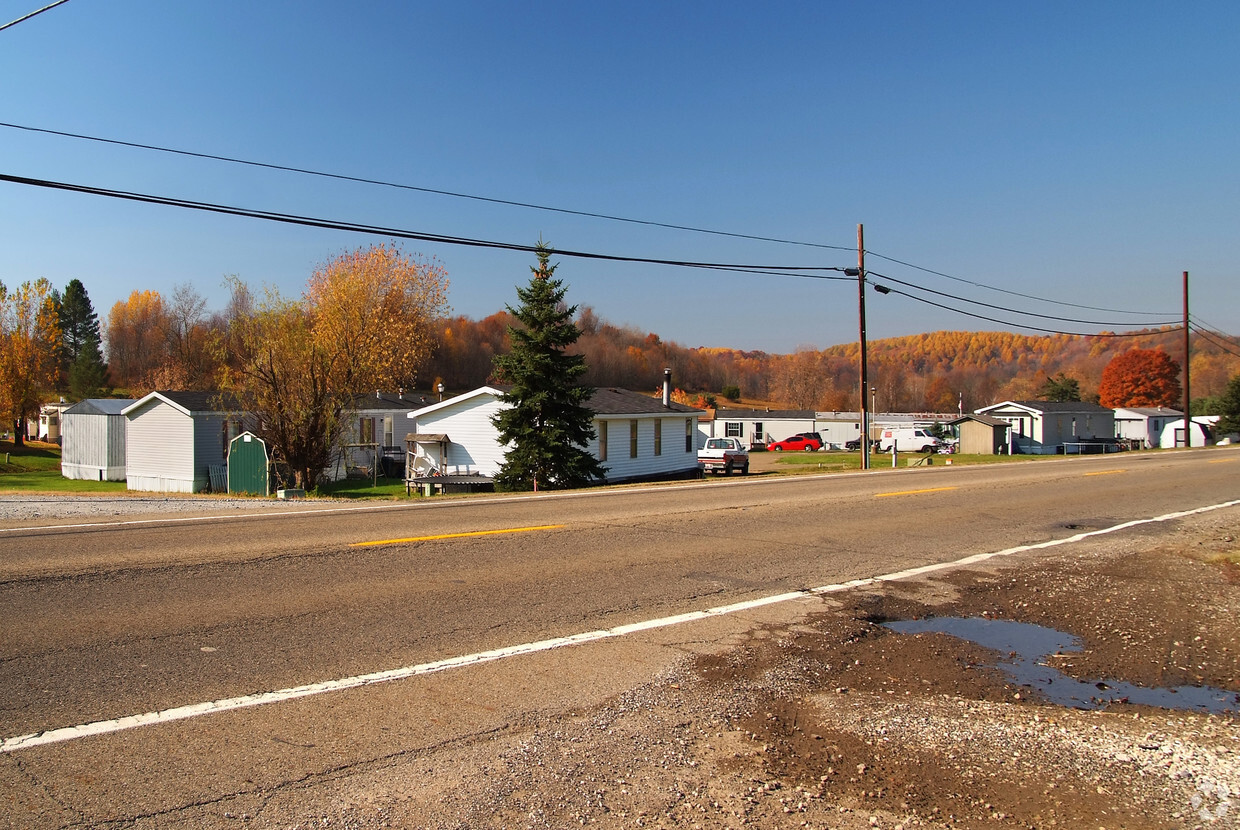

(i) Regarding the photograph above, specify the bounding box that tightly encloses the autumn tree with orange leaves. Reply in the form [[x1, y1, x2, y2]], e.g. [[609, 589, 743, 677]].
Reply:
[[105, 289, 171, 389], [224, 244, 449, 489], [1097, 348, 1181, 408], [0, 279, 62, 444]]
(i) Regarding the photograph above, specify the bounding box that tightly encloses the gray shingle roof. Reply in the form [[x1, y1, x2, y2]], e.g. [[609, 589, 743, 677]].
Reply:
[[155, 390, 244, 412], [587, 387, 701, 416]]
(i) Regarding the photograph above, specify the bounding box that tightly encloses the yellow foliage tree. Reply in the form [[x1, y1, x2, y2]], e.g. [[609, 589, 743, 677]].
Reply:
[[225, 244, 449, 489], [104, 290, 169, 391], [0, 279, 62, 444]]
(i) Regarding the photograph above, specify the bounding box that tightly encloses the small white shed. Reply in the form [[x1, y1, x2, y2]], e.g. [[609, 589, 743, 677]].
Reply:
[[1158, 419, 1213, 448], [60, 398, 136, 481]]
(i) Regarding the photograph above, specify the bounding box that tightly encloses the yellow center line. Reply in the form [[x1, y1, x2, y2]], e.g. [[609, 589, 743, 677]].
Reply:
[[351, 524, 565, 547], [1209, 458, 1236, 464], [1084, 469, 1127, 476], [874, 486, 958, 498]]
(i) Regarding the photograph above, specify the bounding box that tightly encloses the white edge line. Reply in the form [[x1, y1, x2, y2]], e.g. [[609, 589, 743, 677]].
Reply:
[[5, 498, 1238, 754]]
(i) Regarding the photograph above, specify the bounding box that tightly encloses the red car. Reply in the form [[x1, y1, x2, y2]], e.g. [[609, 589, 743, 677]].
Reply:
[[766, 435, 822, 452]]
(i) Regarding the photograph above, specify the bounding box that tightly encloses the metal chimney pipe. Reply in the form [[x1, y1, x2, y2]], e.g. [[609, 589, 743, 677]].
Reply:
[[663, 368, 672, 407]]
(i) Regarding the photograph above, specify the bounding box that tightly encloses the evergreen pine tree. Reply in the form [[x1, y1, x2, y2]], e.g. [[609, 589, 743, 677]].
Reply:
[[1216, 374, 1240, 437], [58, 279, 102, 389], [68, 336, 110, 399], [491, 244, 607, 490]]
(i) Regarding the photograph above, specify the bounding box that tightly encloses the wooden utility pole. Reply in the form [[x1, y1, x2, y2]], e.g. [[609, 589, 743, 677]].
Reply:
[[858, 224, 869, 470], [1183, 271, 1191, 447]]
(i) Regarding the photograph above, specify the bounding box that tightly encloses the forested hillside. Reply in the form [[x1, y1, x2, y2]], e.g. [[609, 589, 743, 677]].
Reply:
[[423, 309, 1240, 413], [93, 280, 1239, 415]]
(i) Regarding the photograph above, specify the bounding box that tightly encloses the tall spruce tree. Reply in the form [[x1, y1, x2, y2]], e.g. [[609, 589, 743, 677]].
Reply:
[[69, 336, 110, 399], [57, 279, 105, 391], [491, 244, 606, 490]]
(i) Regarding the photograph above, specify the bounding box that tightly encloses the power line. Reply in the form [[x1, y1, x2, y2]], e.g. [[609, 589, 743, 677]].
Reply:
[[873, 281, 1182, 338], [866, 269, 1180, 329], [0, 0, 69, 33], [0, 172, 854, 278], [1188, 314, 1237, 340], [1190, 324, 1240, 360], [0, 121, 855, 253], [865, 249, 1175, 318], [0, 120, 1189, 323]]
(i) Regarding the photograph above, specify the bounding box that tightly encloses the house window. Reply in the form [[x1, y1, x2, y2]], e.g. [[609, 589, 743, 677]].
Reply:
[[685, 419, 694, 452], [725, 421, 742, 437], [630, 420, 639, 458], [654, 420, 662, 456], [360, 417, 375, 444], [383, 416, 394, 448], [598, 420, 608, 461]]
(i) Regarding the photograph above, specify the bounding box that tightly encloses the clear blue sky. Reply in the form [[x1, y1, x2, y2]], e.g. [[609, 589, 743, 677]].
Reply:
[[2, 1, 1237, 353]]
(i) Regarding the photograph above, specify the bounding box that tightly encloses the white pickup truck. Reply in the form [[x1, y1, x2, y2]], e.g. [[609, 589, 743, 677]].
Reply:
[[698, 437, 750, 475]]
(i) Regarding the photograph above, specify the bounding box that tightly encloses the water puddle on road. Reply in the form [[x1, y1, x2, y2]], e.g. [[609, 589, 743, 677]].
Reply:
[[884, 617, 1239, 714]]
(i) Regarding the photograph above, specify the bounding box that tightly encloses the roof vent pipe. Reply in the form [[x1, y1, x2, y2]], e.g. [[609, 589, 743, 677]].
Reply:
[[663, 368, 672, 408]]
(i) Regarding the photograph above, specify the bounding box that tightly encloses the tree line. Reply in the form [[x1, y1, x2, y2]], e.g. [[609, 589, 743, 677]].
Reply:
[[5, 250, 1240, 450]]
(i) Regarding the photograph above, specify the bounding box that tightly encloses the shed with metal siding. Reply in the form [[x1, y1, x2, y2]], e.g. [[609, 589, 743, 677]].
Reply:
[[60, 398, 135, 481]]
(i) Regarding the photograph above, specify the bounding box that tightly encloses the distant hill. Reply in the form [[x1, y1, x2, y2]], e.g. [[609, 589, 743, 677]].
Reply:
[[423, 311, 1239, 413]]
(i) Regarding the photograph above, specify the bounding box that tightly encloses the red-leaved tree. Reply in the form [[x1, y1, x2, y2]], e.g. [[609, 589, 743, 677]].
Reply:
[[1097, 348, 1181, 408]]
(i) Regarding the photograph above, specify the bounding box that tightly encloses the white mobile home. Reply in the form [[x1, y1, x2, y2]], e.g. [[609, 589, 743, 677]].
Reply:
[[60, 398, 135, 481], [327, 392, 420, 480], [701, 408, 817, 449], [123, 391, 244, 493], [1113, 407, 1182, 448], [974, 400, 1115, 454], [408, 386, 703, 484]]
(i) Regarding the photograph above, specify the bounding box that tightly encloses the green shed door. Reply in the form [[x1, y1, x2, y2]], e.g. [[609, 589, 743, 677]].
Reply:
[[228, 432, 269, 495]]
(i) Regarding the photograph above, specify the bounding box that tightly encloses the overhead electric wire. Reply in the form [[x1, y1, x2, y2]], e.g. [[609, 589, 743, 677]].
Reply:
[[0, 172, 853, 278], [0, 0, 69, 33], [1188, 313, 1238, 341], [1189, 324, 1240, 360], [1, 120, 1187, 323], [865, 249, 1175, 318], [0, 121, 854, 253], [863, 266, 1180, 327], [872, 281, 1183, 338]]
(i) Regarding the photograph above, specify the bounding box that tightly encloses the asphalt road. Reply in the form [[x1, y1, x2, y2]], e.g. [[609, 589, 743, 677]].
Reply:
[[1, 447, 1237, 827]]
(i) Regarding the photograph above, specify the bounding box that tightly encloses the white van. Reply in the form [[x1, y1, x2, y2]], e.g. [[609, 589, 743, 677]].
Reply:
[[878, 427, 939, 453]]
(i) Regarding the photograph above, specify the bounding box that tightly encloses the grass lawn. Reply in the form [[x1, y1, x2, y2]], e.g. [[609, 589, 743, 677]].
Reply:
[[766, 449, 1061, 473], [314, 475, 415, 499], [0, 440, 128, 493]]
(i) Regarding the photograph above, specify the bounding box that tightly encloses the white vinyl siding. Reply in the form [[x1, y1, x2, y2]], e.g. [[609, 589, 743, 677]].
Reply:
[[412, 388, 701, 484], [125, 397, 234, 492], [595, 414, 698, 482], [410, 393, 509, 476], [126, 400, 196, 492]]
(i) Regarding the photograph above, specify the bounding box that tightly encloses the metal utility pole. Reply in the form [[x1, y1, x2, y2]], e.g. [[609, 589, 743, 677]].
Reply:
[[1183, 271, 1191, 448], [857, 224, 869, 470]]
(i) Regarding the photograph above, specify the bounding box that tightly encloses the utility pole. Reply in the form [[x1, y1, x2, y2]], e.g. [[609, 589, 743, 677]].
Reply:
[[857, 223, 869, 470], [1183, 271, 1191, 448]]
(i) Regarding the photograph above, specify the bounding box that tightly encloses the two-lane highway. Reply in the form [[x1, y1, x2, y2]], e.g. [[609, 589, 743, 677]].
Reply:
[[1, 448, 1237, 827]]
